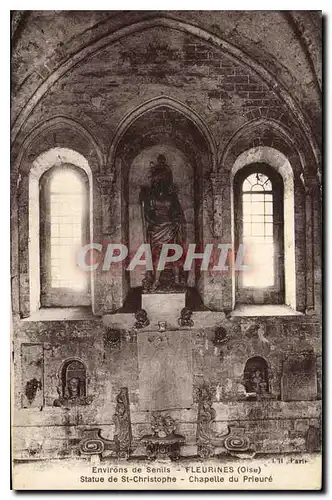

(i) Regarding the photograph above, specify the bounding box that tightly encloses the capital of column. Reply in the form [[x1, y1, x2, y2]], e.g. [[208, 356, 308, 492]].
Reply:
[[95, 173, 115, 196]]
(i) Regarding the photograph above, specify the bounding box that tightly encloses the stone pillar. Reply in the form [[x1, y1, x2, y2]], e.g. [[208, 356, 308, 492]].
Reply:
[[94, 162, 129, 314], [200, 170, 232, 312], [309, 181, 322, 316], [313, 181, 322, 315], [18, 172, 30, 318], [304, 184, 315, 315], [211, 172, 224, 239], [95, 173, 115, 235]]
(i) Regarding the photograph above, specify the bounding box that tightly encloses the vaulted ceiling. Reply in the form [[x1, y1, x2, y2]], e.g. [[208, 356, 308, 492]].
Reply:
[[11, 10, 321, 175]]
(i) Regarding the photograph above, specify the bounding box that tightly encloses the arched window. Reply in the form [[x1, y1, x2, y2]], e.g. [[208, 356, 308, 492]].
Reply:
[[234, 164, 284, 304], [40, 164, 90, 307]]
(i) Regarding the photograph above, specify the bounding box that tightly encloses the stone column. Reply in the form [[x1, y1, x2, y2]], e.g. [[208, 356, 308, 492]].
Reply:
[[94, 164, 129, 314], [304, 182, 316, 315], [95, 173, 115, 235], [211, 172, 224, 239], [201, 170, 233, 312]]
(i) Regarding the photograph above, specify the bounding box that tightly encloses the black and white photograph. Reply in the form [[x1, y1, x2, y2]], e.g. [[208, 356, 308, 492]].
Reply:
[[10, 9, 322, 490]]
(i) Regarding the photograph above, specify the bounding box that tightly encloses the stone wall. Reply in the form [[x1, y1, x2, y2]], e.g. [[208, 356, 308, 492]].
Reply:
[[13, 312, 321, 459]]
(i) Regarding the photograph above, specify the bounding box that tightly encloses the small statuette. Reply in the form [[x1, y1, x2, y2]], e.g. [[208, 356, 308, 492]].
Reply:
[[158, 321, 167, 332], [53, 360, 92, 408], [53, 376, 93, 407]]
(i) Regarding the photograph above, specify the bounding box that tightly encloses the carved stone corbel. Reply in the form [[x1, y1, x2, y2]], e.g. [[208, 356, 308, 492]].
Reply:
[[178, 307, 194, 327], [134, 309, 150, 329], [104, 327, 121, 350]]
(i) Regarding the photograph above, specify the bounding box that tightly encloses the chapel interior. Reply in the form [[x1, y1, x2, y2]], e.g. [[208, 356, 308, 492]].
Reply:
[[11, 10, 322, 463]]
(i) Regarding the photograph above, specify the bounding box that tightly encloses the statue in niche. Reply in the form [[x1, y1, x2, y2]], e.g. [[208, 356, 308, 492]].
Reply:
[[140, 154, 187, 292], [112, 387, 132, 458], [243, 357, 269, 399], [53, 360, 93, 407]]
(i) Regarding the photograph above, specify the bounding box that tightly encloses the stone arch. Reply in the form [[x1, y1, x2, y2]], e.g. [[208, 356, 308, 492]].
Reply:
[[102, 97, 216, 309], [107, 96, 217, 172], [11, 16, 319, 171], [231, 146, 296, 309], [220, 118, 306, 179], [13, 115, 104, 176], [27, 148, 94, 315]]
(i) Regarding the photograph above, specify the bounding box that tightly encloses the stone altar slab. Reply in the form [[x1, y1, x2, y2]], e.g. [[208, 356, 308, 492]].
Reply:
[[138, 330, 193, 411], [142, 292, 185, 321]]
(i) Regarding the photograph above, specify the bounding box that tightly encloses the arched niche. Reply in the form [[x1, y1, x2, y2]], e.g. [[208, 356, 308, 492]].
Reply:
[[129, 145, 196, 288], [108, 100, 215, 309], [53, 357, 93, 407], [108, 96, 217, 172], [243, 356, 269, 396], [61, 359, 87, 399]]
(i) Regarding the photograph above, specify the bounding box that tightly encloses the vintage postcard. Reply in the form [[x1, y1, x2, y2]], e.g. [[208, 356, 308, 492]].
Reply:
[[11, 10, 322, 490]]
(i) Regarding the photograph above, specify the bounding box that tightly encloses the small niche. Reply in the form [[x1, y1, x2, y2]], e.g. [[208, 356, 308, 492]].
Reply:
[[244, 356, 269, 397], [54, 359, 92, 407], [62, 359, 87, 399]]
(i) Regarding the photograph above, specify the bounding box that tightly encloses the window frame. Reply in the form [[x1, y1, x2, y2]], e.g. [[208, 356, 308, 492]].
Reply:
[[234, 163, 284, 305], [39, 164, 91, 308]]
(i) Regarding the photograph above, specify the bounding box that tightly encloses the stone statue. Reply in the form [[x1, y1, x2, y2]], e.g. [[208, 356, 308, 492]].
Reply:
[[66, 377, 80, 398], [140, 154, 186, 291], [251, 370, 268, 395], [112, 387, 132, 458], [53, 376, 92, 407]]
